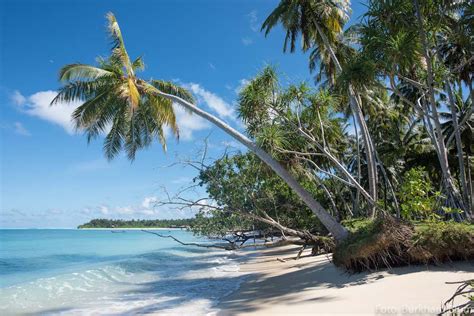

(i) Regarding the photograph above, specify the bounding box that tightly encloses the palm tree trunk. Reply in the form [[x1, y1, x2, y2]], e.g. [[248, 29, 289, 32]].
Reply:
[[152, 88, 349, 241], [413, 0, 465, 212], [466, 153, 473, 219], [313, 21, 378, 214], [445, 80, 470, 214], [354, 91, 378, 216], [353, 115, 361, 216]]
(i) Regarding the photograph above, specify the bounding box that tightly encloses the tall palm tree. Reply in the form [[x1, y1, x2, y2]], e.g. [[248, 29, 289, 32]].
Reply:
[[52, 13, 348, 241], [262, 0, 380, 214]]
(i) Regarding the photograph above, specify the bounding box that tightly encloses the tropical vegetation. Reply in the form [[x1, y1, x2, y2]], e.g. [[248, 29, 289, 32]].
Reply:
[[78, 218, 194, 229], [55, 0, 473, 271]]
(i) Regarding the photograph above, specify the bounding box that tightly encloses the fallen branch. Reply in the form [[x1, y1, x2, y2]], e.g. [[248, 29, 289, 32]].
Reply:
[[440, 279, 474, 315], [142, 230, 230, 249], [142, 229, 301, 250]]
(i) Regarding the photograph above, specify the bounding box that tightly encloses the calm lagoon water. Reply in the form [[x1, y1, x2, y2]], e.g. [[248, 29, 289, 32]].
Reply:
[[0, 229, 242, 315]]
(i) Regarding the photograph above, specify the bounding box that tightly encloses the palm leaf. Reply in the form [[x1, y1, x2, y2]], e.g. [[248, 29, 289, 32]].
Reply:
[[59, 64, 115, 82], [106, 12, 134, 77], [148, 80, 195, 104]]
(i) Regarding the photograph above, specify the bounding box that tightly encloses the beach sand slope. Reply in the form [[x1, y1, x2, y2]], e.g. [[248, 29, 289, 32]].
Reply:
[[217, 245, 474, 315]]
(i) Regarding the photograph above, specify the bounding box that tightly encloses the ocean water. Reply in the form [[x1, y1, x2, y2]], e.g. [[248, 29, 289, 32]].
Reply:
[[0, 229, 243, 315]]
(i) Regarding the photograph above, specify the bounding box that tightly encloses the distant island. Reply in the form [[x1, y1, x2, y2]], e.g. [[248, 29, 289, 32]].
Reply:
[[78, 218, 194, 229]]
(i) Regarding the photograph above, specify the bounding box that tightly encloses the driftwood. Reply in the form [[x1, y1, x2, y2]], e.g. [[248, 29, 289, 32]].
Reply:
[[440, 279, 474, 315], [142, 230, 229, 249], [142, 229, 299, 250]]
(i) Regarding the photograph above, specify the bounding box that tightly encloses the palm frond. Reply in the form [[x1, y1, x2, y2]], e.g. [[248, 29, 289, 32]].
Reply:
[[104, 106, 127, 160], [106, 12, 134, 77], [71, 89, 111, 130], [59, 64, 115, 82], [132, 56, 145, 71], [148, 80, 195, 104], [51, 79, 112, 104]]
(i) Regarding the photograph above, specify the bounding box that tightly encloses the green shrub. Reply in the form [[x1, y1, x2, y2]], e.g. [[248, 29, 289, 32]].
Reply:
[[398, 167, 440, 220], [341, 218, 374, 233], [410, 221, 474, 263]]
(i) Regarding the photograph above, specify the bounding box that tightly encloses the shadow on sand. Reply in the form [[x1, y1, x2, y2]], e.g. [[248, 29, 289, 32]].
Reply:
[[30, 245, 474, 315], [216, 246, 474, 315]]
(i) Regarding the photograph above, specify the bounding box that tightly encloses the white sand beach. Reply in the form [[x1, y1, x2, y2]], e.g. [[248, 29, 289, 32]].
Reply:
[[216, 245, 474, 315]]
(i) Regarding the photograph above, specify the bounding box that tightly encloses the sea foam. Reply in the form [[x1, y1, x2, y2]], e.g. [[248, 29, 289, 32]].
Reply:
[[0, 229, 244, 315]]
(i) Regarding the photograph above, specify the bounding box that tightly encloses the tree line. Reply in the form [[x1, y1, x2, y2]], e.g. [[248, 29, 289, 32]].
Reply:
[[78, 218, 194, 229]]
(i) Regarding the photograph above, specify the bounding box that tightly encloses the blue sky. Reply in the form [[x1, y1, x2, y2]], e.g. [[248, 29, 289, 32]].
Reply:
[[0, 0, 367, 228]]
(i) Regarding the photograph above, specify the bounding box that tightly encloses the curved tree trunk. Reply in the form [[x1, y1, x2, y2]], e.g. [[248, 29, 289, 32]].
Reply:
[[313, 21, 378, 214], [150, 87, 349, 241]]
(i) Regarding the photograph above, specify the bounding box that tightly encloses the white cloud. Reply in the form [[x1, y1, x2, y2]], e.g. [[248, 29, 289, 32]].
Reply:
[[13, 90, 82, 134], [11, 90, 26, 106], [11, 83, 240, 141], [172, 103, 211, 141], [142, 196, 158, 209], [99, 205, 110, 215], [80, 208, 93, 215], [242, 37, 253, 46], [13, 122, 31, 136], [247, 10, 259, 32], [1, 121, 31, 136], [80, 195, 197, 220], [234, 79, 250, 94], [184, 83, 235, 119], [115, 206, 135, 215]]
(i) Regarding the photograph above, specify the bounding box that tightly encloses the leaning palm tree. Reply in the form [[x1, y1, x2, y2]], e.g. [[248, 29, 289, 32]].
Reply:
[[262, 0, 380, 214], [52, 13, 348, 241]]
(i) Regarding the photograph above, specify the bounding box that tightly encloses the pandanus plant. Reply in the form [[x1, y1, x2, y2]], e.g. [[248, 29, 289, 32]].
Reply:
[[261, 0, 380, 213], [51, 13, 349, 241]]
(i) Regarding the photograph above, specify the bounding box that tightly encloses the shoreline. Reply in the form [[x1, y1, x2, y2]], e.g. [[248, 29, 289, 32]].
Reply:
[[77, 227, 187, 230], [215, 245, 474, 315], [0, 229, 241, 315]]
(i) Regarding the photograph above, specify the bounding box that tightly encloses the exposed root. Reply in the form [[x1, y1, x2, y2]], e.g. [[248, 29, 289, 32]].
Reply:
[[333, 215, 414, 272], [333, 215, 474, 272]]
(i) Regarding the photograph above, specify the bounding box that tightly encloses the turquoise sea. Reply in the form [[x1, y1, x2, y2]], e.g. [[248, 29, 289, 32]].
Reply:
[[0, 229, 243, 315]]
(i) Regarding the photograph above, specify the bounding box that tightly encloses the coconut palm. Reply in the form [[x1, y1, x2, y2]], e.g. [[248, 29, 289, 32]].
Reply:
[[262, 0, 380, 213], [51, 13, 188, 160], [52, 13, 348, 241]]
